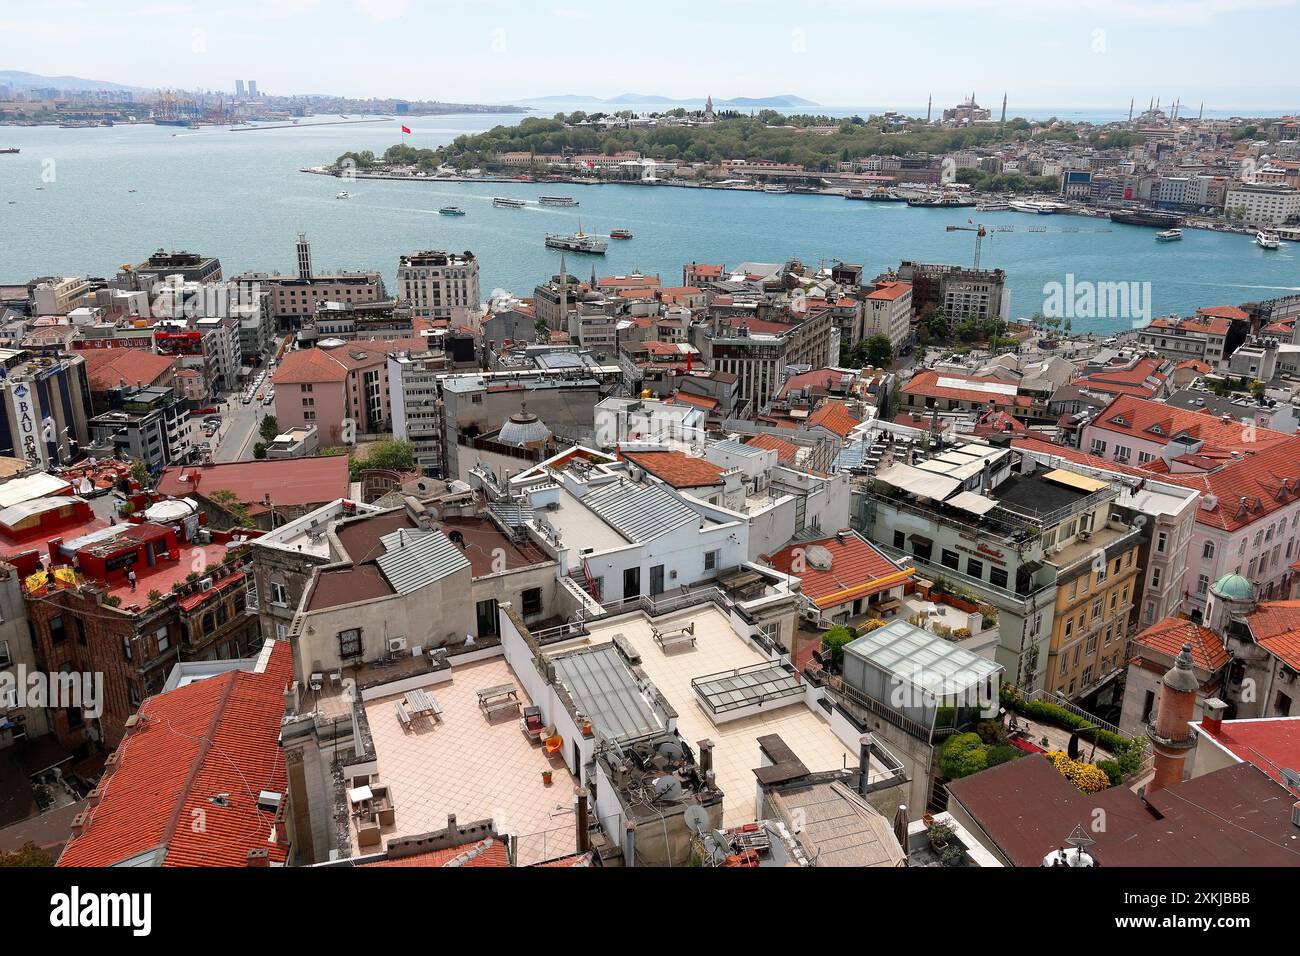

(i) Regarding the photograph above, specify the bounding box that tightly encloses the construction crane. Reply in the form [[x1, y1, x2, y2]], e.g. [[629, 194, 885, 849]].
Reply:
[[946, 221, 1114, 270]]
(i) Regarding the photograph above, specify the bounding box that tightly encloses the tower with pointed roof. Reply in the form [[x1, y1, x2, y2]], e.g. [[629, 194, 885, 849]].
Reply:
[[1147, 643, 1200, 793], [703, 94, 716, 123]]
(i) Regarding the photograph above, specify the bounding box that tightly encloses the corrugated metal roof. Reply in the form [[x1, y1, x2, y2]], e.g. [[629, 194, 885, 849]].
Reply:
[[375, 528, 471, 594], [551, 645, 663, 741], [581, 479, 697, 542], [489, 501, 534, 528]]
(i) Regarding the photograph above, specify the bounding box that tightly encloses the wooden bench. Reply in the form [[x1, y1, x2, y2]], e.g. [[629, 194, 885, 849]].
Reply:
[[482, 697, 520, 718], [653, 621, 696, 651], [394, 701, 412, 732], [478, 683, 521, 719]]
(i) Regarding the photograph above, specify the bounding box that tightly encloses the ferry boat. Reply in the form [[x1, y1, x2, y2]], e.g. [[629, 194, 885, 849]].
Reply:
[[0, 148, 18, 155], [975, 200, 1010, 212], [1256, 231, 1281, 250], [493, 197, 527, 209], [609, 228, 634, 240], [537, 196, 579, 206], [763, 184, 792, 194], [845, 187, 907, 202], [908, 191, 976, 208], [439, 206, 466, 216], [1155, 229, 1183, 242], [335, 190, 353, 199], [545, 222, 607, 254], [1010, 199, 1068, 214]]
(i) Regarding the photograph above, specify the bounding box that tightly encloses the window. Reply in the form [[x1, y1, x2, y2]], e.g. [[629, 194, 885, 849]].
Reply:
[[893, 530, 905, 550], [1156, 531, 1168, 554], [1089, 439, 1107, 455], [270, 581, 289, 606], [122, 634, 133, 662], [275, 623, 289, 640], [338, 628, 362, 660], [1151, 567, 1162, 588], [990, 566, 1008, 589], [522, 588, 543, 617], [966, 558, 984, 580], [49, 615, 67, 645], [155, 626, 170, 654], [704, 550, 720, 572], [941, 549, 960, 571]]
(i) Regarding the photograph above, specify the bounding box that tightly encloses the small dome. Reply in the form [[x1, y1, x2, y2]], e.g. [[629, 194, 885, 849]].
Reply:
[[1210, 573, 1254, 602], [498, 410, 550, 448]]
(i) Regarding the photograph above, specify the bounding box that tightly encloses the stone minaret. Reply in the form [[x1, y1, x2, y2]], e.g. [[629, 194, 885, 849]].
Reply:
[[1146, 643, 1199, 794]]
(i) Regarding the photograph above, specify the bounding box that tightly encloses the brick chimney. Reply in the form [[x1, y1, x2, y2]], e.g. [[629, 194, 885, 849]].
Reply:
[[697, 738, 714, 779], [1147, 643, 1200, 794], [1202, 697, 1227, 736], [245, 848, 269, 868]]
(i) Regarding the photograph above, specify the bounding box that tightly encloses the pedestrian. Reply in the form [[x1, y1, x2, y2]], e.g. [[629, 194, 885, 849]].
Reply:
[[127, 568, 137, 592]]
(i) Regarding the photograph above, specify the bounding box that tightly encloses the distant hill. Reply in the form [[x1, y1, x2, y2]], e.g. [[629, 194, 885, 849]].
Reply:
[[0, 70, 143, 93], [517, 93, 821, 109]]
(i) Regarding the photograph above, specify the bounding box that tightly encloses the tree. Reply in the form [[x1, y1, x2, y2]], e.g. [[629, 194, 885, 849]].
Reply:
[[259, 416, 280, 443], [0, 843, 52, 867], [253, 442, 268, 460], [820, 625, 857, 667], [349, 439, 417, 479], [864, 334, 893, 368], [208, 489, 253, 528], [129, 459, 151, 490], [938, 732, 989, 779]]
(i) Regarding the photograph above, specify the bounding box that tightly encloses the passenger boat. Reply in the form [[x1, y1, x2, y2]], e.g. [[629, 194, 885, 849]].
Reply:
[[1256, 231, 1281, 250], [975, 200, 1010, 212], [609, 228, 634, 239], [335, 190, 353, 199], [493, 197, 527, 208], [545, 221, 607, 254], [538, 196, 579, 206], [439, 206, 466, 216], [1155, 229, 1184, 242]]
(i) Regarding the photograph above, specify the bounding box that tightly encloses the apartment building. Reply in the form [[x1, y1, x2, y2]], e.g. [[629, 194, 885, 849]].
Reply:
[[397, 250, 481, 320], [87, 384, 194, 473], [273, 340, 395, 443], [695, 310, 834, 418], [862, 280, 913, 355], [0, 348, 92, 470], [388, 348, 451, 476], [1224, 182, 1300, 225]]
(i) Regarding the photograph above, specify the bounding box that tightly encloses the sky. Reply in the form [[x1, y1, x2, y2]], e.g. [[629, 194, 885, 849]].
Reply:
[[4, 0, 1300, 111]]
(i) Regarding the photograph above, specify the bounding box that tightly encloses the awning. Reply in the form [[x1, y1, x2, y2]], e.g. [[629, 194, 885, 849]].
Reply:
[[874, 463, 961, 500], [947, 491, 999, 516], [1043, 468, 1108, 493]]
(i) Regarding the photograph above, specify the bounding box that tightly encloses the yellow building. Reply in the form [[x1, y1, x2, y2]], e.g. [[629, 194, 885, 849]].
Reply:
[[1046, 543, 1142, 699]]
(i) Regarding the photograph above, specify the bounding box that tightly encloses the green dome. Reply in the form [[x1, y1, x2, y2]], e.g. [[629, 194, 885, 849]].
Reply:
[[1211, 573, 1254, 602]]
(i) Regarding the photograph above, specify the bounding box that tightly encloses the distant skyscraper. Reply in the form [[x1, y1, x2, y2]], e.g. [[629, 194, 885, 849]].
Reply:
[[248, 80, 259, 97], [296, 233, 313, 281], [1000, 93, 1006, 123], [236, 79, 246, 97]]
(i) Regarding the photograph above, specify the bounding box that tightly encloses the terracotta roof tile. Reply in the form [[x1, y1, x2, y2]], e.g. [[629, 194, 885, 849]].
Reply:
[[1131, 616, 1230, 671], [621, 449, 725, 488], [765, 533, 913, 610], [1246, 601, 1300, 671]]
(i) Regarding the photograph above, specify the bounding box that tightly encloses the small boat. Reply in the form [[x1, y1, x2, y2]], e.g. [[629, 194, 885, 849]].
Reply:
[[976, 200, 1011, 212], [335, 190, 353, 199], [439, 206, 466, 216], [609, 228, 634, 240], [0, 148, 19, 155], [493, 197, 526, 208], [538, 196, 579, 206], [1256, 231, 1281, 250], [1155, 229, 1183, 242]]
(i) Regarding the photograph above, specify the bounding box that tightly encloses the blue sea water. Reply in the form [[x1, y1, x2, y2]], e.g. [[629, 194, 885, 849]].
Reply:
[[1, 116, 1296, 334]]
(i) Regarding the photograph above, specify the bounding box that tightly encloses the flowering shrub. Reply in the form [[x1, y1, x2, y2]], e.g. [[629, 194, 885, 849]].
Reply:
[[1045, 751, 1110, 794]]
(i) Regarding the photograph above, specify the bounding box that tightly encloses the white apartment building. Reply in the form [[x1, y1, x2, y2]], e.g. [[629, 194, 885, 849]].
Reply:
[[1225, 182, 1300, 226], [397, 250, 481, 320], [862, 281, 913, 355], [388, 349, 448, 476]]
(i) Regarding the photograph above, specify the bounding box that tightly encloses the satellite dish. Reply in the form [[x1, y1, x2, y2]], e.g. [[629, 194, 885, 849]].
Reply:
[[683, 805, 710, 835], [657, 740, 684, 762], [653, 775, 684, 801], [804, 545, 833, 571]]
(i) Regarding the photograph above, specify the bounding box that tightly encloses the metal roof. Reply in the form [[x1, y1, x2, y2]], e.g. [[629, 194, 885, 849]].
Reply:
[[374, 528, 471, 594], [844, 619, 1002, 697], [580, 479, 697, 542], [550, 644, 664, 741]]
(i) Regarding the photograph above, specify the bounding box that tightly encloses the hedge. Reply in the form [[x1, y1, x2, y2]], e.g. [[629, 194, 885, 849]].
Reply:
[[1001, 685, 1146, 778]]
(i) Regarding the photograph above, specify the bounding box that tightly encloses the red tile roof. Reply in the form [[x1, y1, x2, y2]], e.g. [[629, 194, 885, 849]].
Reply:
[[776, 367, 855, 401], [621, 449, 725, 488], [1196, 716, 1300, 788], [1197, 305, 1249, 322], [746, 433, 804, 467], [157, 456, 351, 509], [668, 390, 719, 411], [360, 838, 510, 867], [273, 347, 351, 385], [57, 641, 293, 867], [1086, 395, 1291, 457], [866, 280, 912, 302], [1130, 616, 1230, 671], [81, 349, 176, 392], [1246, 601, 1300, 671], [806, 400, 862, 438], [903, 369, 1028, 408], [765, 533, 913, 610]]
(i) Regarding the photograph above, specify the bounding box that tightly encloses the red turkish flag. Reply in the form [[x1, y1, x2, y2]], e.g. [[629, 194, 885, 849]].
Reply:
[[401, 125, 411, 134]]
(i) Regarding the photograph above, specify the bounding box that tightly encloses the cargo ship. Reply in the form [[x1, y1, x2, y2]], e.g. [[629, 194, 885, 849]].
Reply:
[[1109, 210, 1182, 228]]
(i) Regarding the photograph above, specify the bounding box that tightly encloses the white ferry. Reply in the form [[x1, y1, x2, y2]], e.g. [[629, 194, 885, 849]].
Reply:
[[544, 221, 607, 254], [1256, 231, 1281, 250], [493, 197, 527, 209], [538, 196, 579, 206]]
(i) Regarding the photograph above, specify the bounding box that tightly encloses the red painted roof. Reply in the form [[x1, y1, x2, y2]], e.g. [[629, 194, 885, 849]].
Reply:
[[1196, 716, 1300, 788], [866, 280, 912, 302], [668, 391, 719, 411], [903, 370, 1028, 408], [1130, 616, 1229, 671], [765, 533, 913, 610], [776, 367, 855, 401], [1246, 601, 1300, 671], [746, 433, 804, 467], [1196, 305, 1249, 322], [81, 349, 176, 392], [620, 449, 725, 488], [157, 456, 351, 509], [57, 641, 293, 867]]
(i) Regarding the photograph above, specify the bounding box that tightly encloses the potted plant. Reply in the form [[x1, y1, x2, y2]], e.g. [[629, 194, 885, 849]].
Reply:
[[541, 769, 553, 786]]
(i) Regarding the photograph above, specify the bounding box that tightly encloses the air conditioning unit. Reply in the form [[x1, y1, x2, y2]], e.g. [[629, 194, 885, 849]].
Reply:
[[388, 636, 408, 653], [199, 576, 214, 590]]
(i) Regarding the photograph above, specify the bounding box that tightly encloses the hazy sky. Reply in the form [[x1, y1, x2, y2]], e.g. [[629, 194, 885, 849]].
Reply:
[[6, 0, 1299, 110]]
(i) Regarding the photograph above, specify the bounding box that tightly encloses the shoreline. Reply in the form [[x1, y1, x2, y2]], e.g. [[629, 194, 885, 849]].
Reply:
[[299, 165, 1265, 237]]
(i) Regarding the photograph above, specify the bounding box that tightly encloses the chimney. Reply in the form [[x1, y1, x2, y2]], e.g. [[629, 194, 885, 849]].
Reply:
[[574, 788, 590, 854], [1202, 697, 1227, 735], [858, 734, 874, 796], [893, 804, 910, 855], [623, 820, 637, 868], [245, 848, 269, 867], [70, 812, 88, 837], [698, 738, 714, 779]]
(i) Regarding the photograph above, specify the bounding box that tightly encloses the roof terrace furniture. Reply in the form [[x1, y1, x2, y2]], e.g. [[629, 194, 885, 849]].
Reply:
[[478, 683, 521, 718], [393, 701, 412, 732], [652, 621, 697, 652], [404, 688, 443, 721]]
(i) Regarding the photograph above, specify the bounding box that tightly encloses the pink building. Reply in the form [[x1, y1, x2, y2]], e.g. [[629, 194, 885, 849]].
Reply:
[[273, 340, 414, 444]]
